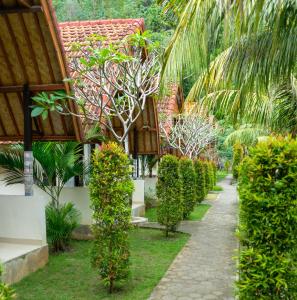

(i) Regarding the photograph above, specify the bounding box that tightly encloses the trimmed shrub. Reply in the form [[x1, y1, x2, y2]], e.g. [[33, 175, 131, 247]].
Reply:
[[201, 161, 210, 197], [90, 142, 134, 293], [0, 265, 15, 300], [157, 155, 183, 236], [46, 202, 80, 252], [232, 142, 244, 180], [237, 137, 297, 299], [179, 157, 196, 219], [212, 162, 217, 187], [194, 159, 206, 202]]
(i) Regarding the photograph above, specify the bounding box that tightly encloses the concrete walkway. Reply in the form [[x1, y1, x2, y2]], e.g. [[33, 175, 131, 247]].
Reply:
[[148, 175, 238, 300]]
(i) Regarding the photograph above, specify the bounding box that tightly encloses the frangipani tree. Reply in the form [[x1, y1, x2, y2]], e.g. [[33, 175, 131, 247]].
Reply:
[[32, 32, 161, 154], [160, 113, 217, 158]]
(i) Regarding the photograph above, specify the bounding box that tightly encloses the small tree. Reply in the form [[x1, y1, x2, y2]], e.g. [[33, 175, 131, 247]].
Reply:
[[232, 142, 244, 180], [212, 162, 217, 186], [32, 32, 160, 154], [179, 157, 196, 219], [90, 142, 133, 293], [160, 113, 216, 159], [157, 155, 183, 236], [194, 159, 206, 202]]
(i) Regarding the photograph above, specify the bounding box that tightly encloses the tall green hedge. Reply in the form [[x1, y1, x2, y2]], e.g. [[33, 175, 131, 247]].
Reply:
[[157, 155, 183, 236], [90, 142, 134, 293], [212, 162, 217, 186], [232, 142, 244, 180], [237, 137, 297, 299], [203, 161, 211, 193], [179, 157, 196, 219], [194, 159, 206, 202]]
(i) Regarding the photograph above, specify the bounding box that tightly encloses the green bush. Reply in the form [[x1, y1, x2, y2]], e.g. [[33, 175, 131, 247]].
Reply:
[[232, 142, 244, 180], [90, 142, 134, 293], [212, 162, 217, 187], [179, 157, 196, 219], [237, 137, 297, 299], [194, 159, 206, 202], [0, 265, 15, 300], [201, 161, 210, 196], [144, 188, 157, 209], [46, 202, 80, 252], [157, 155, 183, 236]]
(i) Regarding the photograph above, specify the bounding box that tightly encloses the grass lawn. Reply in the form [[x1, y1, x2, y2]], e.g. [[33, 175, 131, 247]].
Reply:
[[13, 228, 189, 300], [145, 203, 211, 222]]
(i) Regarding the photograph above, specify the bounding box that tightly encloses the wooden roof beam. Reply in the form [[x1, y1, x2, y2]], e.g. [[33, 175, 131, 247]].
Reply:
[[0, 6, 42, 15], [0, 83, 65, 93]]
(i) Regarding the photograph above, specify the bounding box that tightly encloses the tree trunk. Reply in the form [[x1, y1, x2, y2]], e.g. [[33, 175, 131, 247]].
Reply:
[[124, 135, 129, 154]]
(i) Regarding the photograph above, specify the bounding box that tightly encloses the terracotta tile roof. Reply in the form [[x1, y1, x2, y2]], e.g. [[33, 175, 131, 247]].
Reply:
[[58, 19, 145, 54]]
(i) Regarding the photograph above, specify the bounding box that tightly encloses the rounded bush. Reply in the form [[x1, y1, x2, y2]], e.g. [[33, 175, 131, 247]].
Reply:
[[157, 155, 183, 236], [237, 137, 297, 299], [203, 161, 211, 193], [179, 157, 196, 219], [90, 142, 134, 293]]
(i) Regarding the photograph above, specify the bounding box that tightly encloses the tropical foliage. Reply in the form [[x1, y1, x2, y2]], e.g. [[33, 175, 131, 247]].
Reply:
[[46, 203, 80, 252], [157, 155, 183, 236], [237, 137, 297, 298], [0, 142, 85, 207], [179, 157, 196, 219], [0, 265, 15, 300], [160, 0, 297, 134], [90, 142, 133, 293]]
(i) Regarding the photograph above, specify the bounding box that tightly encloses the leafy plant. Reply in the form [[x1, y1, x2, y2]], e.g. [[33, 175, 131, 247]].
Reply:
[[46, 203, 81, 252], [0, 142, 86, 208], [194, 159, 206, 202], [179, 157, 196, 219], [0, 265, 15, 300], [202, 161, 211, 194], [157, 155, 183, 236], [237, 136, 297, 299], [144, 188, 157, 209], [90, 142, 133, 293], [232, 142, 244, 180]]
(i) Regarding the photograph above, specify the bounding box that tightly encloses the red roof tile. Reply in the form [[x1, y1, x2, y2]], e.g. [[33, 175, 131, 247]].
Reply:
[[58, 18, 145, 53]]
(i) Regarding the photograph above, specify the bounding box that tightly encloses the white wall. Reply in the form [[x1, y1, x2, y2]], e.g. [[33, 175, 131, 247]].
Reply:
[[0, 194, 47, 245], [132, 179, 144, 204], [0, 177, 144, 227]]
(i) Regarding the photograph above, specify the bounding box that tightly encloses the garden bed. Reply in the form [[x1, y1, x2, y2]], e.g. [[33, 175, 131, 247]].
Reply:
[[13, 228, 189, 300]]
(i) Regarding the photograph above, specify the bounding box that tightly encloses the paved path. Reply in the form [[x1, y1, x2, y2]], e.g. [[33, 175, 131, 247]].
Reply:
[[148, 175, 238, 300]]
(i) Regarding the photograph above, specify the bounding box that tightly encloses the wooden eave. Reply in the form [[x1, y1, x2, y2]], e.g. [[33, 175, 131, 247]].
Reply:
[[0, 0, 83, 142]]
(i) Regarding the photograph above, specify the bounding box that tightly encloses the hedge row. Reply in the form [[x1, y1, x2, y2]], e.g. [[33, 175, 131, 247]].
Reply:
[[157, 155, 217, 235], [237, 137, 297, 299]]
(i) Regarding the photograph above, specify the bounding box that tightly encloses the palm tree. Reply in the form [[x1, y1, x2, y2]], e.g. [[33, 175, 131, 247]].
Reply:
[[159, 0, 297, 132], [0, 142, 85, 208]]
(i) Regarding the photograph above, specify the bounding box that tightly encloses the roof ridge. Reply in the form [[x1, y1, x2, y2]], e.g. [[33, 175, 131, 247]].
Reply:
[[59, 18, 145, 28]]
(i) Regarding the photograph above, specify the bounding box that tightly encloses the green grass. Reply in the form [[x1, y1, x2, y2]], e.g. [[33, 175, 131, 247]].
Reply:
[[217, 170, 228, 182], [212, 185, 223, 192], [13, 228, 189, 300], [145, 203, 211, 222]]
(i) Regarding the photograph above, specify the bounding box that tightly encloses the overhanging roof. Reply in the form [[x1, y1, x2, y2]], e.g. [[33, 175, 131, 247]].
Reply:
[[0, 0, 83, 142]]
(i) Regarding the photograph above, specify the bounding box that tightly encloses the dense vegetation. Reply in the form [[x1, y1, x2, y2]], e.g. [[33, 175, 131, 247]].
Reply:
[[179, 157, 196, 219], [237, 137, 297, 298], [157, 155, 183, 236], [90, 142, 133, 293]]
